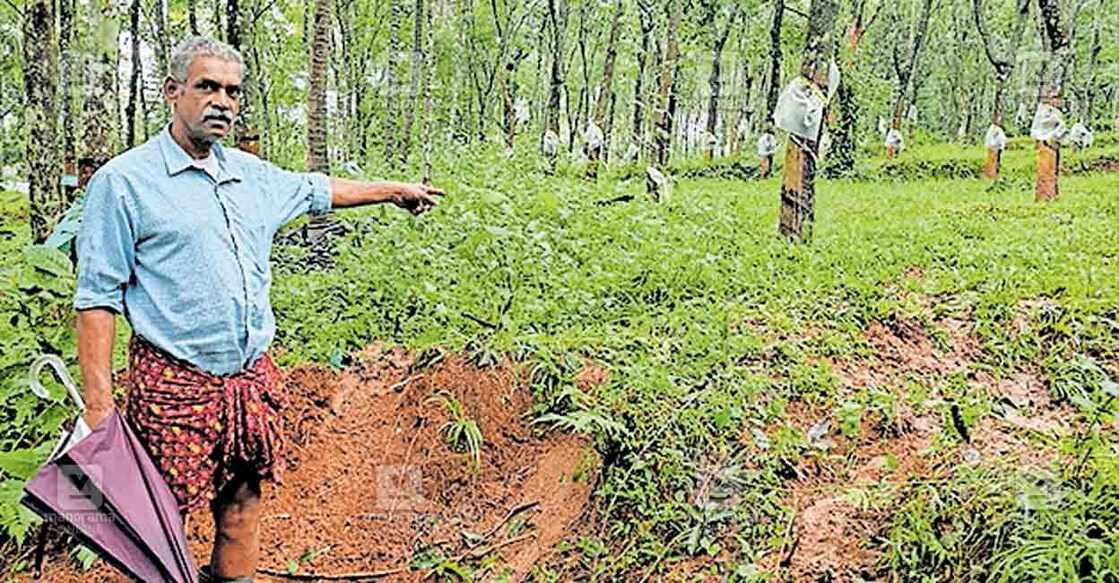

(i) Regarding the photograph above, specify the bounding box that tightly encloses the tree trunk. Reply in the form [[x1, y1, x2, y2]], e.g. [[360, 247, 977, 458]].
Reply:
[[655, 0, 680, 169], [705, 8, 734, 161], [761, 0, 784, 176], [974, 0, 1029, 179], [421, 0, 433, 184], [84, 3, 120, 164], [778, 0, 838, 242], [1082, 20, 1101, 126], [632, 0, 654, 161], [586, 0, 623, 179], [59, 0, 76, 202], [125, 0, 141, 148], [886, 0, 933, 156], [188, 0, 200, 34], [544, 0, 564, 171], [384, 0, 401, 163], [1034, 0, 1071, 201], [308, 0, 331, 171], [649, 0, 681, 200], [23, 0, 62, 243], [400, 0, 423, 164]]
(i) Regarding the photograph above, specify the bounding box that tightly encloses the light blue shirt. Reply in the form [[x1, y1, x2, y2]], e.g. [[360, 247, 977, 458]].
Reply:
[[73, 127, 332, 375]]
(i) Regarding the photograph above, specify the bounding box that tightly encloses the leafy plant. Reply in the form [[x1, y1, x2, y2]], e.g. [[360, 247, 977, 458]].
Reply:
[[426, 391, 483, 471]]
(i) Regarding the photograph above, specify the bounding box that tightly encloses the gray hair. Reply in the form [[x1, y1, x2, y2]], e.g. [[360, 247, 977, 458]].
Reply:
[[168, 36, 244, 81]]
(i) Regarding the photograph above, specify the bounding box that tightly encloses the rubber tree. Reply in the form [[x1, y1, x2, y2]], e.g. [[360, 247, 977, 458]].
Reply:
[[885, 0, 934, 157], [973, 0, 1030, 179], [827, 0, 881, 177], [587, 0, 624, 179], [400, 0, 425, 164], [702, 0, 736, 161], [777, 0, 838, 242], [59, 0, 77, 201], [649, 0, 682, 200], [632, 0, 656, 162], [759, 0, 784, 177], [125, 0, 142, 148], [542, 0, 565, 172], [1034, 0, 1073, 200], [23, 0, 62, 242], [83, 0, 119, 170]]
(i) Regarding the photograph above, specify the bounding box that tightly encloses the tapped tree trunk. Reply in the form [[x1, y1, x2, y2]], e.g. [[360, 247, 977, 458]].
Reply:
[[778, 0, 838, 242], [886, 0, 933, 157], [1034, 0, 1071, 201], [760, 0, 784, 177], [974, 0, 1029, 179], [304, 0, 339, 254], [704, 7, 734, 161], [543, 0, 564, 172], [632, 0, 655, 162], [23, 0, 62, 243], [649, 0, 681, 200], [586, 0, 623, 179]]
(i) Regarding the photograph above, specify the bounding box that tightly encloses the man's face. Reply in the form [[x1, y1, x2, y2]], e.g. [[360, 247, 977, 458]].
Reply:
[[164, 56, 242, 146]]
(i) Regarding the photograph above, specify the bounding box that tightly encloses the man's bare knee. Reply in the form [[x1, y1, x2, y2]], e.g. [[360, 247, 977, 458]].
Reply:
[[213, 477, 262, 538]]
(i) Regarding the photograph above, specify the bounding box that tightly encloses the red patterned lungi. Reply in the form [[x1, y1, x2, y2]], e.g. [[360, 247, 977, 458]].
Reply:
[[124, 335, 287, 513]]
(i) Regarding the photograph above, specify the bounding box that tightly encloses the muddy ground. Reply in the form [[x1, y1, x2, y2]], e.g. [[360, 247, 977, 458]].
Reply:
[[30, 345, 598, 582]]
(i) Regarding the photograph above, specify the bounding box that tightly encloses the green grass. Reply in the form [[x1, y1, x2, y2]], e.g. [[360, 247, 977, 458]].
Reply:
[[269, 163, 1117, 578], [1, 149, 1117, 578]]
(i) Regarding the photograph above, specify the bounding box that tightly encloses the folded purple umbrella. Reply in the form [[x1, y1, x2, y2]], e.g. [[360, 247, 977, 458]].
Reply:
[[22, 356, 197, 582]]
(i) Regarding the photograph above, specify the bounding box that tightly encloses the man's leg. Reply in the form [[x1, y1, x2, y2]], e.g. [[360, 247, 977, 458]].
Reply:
[[209, 473, 262, 581]]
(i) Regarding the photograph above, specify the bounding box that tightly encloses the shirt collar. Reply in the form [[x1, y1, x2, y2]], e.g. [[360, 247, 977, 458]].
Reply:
[[158, 125, 243, 182]]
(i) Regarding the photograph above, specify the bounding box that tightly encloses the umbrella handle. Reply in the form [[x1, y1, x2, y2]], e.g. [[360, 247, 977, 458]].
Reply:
[[29, 354, 85, 411]]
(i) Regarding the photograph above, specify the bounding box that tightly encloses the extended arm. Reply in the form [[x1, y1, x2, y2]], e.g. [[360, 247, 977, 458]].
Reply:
[[328, 178, 444, 215]]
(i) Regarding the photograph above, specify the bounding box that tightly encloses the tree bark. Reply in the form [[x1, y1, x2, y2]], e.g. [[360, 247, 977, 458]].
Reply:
[[544, 0, 564, 170], [586, 0, 623, 179], [23, 0, 62, 243], [704, 6, 735, 160], [384, 0, 401, 163], [654, 0, 681, 170], [125, 0, 141, 148], [631, 0, 654, 162], [778, 0, 838, 242], [84, 3, 120, 165], [1034, 0, 1072, 201], [421, 0, 434, 184], [308, 0, 331, 172], [400, 0, 423, 164], [886, 0, 934, 156], [974, 0, 1029, 179], [761, 0, 784, 176], [59, 0, 77, 202], [187, 0, 199, 34]]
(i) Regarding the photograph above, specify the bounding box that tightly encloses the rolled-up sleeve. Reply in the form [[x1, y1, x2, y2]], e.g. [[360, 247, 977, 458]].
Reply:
[[73, 171, 136, 313], [265, 162, 332, 231]]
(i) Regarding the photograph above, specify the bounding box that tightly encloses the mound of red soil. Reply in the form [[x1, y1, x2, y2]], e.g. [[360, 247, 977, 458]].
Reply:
[[28, 345, 596, 582]]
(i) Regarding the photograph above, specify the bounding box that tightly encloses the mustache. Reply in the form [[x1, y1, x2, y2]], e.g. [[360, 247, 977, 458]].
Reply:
[[202, 109, 233, 123]]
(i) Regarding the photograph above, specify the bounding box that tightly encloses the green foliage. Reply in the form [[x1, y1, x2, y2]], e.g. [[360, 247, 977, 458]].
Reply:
[[427, 391, 483, 470]]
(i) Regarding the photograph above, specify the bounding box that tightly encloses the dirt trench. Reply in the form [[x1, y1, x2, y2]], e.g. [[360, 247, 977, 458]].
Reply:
[[31, 344, 598, 582]]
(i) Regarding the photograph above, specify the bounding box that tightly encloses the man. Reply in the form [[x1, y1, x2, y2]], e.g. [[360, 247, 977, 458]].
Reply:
[[73, 37, 442, 582]]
